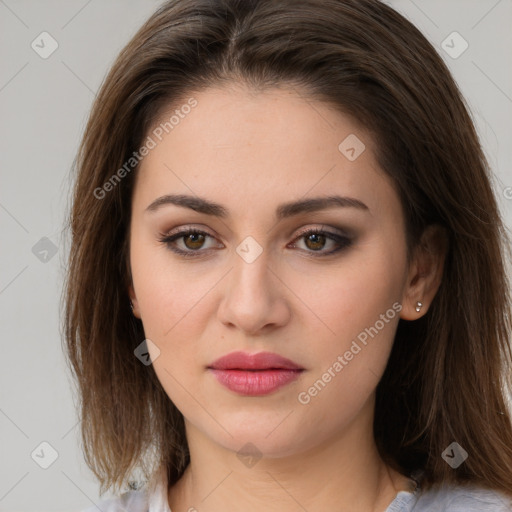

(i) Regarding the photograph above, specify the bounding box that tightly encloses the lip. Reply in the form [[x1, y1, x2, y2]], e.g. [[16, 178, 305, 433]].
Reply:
[[208, 351, 304, 371], [207, 351, 304, 396]]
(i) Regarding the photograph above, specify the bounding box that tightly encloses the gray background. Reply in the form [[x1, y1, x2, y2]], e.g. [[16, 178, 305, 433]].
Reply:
[[0, 1, 511, 511]]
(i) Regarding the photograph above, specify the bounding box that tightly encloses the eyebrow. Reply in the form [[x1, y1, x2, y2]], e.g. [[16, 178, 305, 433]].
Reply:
[[145, 194, 369, 220]]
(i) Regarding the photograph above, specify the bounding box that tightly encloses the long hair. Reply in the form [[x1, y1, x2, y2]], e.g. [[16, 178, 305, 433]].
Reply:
[[62, 0, 512, 497]]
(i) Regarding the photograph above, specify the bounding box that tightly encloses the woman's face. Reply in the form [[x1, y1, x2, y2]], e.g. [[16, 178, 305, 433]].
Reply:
[[128, 84, 413, 457]]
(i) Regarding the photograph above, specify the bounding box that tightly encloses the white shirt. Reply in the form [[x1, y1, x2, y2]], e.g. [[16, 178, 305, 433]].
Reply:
[[81, 467, 512, 511]]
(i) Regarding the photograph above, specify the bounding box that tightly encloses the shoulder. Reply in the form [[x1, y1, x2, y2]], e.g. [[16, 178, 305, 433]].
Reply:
[[80, 465, 172, 512], [80, 488, 149, 512], [413, 483, 512, 511]]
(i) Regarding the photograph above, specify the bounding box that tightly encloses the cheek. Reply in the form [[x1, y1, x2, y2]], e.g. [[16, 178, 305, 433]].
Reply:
[[295, 240, 406, 405], [297, 296, 402, 423], [131, 239, 216, 337], [292, 238, 406, 344]]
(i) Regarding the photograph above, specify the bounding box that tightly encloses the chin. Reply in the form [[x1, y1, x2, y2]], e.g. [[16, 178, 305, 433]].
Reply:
[[203, 416, 316, 460]]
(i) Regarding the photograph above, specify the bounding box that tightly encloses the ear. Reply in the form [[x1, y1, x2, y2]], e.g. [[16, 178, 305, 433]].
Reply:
[[400, 224, 448, 320]]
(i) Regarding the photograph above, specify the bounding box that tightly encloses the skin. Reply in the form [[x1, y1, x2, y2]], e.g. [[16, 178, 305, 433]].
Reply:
[[128, 83, 446, 512]]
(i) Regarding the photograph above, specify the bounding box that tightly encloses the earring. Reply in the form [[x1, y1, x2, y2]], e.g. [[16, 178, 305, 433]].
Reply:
[[129, 300, 134, 311], [415, 301, 423, 312]]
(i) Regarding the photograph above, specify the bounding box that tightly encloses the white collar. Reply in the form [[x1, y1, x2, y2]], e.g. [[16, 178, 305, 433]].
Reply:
[[147, 466, 172, 512]]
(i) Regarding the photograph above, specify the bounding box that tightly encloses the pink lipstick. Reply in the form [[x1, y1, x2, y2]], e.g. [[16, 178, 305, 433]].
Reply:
[[207, 351, 304, 396]]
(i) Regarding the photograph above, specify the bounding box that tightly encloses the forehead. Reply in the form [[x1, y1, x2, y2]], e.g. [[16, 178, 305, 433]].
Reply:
[[132, 84, 396, 223], [149, 84, 370, 153]]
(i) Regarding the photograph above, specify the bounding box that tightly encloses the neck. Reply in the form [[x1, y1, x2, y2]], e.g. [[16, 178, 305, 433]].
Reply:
[[168, 398, 416, 512]]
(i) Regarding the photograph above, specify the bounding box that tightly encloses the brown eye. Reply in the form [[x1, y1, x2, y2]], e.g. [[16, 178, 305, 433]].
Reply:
[[159, 227, 352, 259], [304, 232, 327, 251], [290, 228, 353, 256], [183, 232, 206, 250], [158, 228, 218, 257]]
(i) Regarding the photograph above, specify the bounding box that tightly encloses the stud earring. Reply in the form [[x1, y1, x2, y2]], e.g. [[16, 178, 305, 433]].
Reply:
[[415, 301, 423, 313]]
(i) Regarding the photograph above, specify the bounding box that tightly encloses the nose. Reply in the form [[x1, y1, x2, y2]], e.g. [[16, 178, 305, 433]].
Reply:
[[216, 245, 291, 336]]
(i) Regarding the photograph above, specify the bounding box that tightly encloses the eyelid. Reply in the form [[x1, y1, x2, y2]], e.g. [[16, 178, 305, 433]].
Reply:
[[292, 224, 351, 239], [162, 224, 216, 239], [161, 223, 350, 241], [158, 223, 353, 258]]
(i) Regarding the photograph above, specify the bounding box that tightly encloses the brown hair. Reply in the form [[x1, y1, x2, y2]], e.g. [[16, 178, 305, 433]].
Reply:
[[62, 0, 512, 498]]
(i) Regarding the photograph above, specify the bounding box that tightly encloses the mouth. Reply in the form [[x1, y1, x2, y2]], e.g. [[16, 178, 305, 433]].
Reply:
[[207, 351, 304, 396]]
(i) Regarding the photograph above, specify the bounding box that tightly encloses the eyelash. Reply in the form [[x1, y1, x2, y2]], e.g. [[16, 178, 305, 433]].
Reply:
[[157, 226, 353, 259]]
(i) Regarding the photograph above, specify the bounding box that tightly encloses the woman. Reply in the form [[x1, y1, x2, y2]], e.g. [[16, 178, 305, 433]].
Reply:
[[64, 0, 512, 510]]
